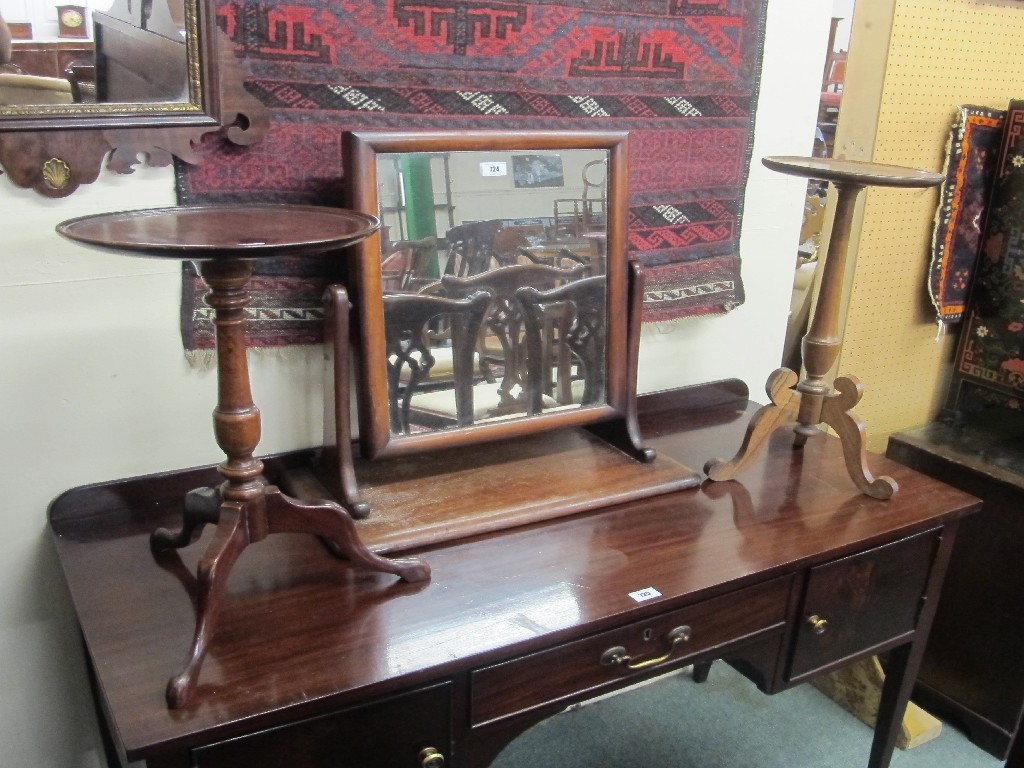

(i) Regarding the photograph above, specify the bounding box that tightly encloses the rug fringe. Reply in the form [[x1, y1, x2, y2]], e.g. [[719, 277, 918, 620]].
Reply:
[[184, 345, 323, 371], [184, 348, 218, 370]]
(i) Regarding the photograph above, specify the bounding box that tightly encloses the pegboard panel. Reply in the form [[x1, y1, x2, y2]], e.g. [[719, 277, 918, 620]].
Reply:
[[833, 0, 1024, 451]]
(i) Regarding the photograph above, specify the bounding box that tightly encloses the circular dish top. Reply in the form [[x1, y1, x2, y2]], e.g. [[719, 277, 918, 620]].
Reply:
[[56, 204, 380, 260], [762, 156, 944, 188]]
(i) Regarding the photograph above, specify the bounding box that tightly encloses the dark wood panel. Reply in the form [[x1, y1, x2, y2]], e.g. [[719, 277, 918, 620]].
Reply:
[[788, 529, 940, 681], [888, 424, 1024, 759], [194, 682, 451, 768], [10, 41, 93, 78]]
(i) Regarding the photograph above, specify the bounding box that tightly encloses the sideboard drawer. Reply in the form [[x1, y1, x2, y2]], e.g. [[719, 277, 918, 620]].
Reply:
[[470, 576, 791, 726], [193, 682, 451, 768], [788, 529, 941, 682]]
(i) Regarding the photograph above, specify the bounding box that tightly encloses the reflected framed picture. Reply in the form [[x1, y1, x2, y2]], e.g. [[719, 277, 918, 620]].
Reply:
[[57, 5, 88, 38], [512, 154, 564, 188]]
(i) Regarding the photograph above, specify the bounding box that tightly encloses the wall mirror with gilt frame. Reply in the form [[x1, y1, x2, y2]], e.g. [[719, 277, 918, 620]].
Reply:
[[342, 129, 656, 463], [0, 0, 266, 196]]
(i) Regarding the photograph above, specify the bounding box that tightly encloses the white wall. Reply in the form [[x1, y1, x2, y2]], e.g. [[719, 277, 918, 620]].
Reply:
[[0, 2, 828, 765]]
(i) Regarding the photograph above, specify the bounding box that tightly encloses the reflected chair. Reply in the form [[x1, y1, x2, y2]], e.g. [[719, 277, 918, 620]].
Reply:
[[552, 158, 608, 239], [380, 236, 437, 292], [63, 60, 97, 102], [0, 72, 73, 105], [383, 290, 491, 433], [441, 263, 588, 416], [442, 220, 502, 277], [515, 245, 591, 272], [517, 275, 607, 414]]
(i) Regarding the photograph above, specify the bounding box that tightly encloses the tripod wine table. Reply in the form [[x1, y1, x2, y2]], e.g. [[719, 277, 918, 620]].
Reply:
[[57, 204, 431, 709], [705, 157, 943, 499]]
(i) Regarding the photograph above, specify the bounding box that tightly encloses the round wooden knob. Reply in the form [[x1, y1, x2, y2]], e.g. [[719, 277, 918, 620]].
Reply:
[[806, 614, 829, 635], [420, 747, 446, 768]]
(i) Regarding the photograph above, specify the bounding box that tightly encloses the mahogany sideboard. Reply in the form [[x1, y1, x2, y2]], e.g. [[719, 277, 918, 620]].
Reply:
[[49, 381, 980, 768], [887, 420, 1024, 760]]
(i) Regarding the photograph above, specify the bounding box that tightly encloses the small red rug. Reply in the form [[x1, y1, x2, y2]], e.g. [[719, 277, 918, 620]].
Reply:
[[178, 0, 768, 349]]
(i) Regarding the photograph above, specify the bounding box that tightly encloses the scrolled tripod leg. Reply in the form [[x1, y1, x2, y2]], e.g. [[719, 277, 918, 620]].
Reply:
[[166, 501, 249, 709], [819, 375, 897, 500], [264, 487, 431, 583], [704, 368, 802, 481], [151, 486, 222, 551]]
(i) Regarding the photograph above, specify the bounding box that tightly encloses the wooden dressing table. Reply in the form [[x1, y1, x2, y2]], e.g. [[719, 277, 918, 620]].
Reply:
[[49, 380, 979, 768]]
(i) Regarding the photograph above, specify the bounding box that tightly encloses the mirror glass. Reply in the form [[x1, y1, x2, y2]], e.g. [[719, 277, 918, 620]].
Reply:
[[1, 0, 201, 117], [377, 147, 610, 438], [346, 131, 630, 460]]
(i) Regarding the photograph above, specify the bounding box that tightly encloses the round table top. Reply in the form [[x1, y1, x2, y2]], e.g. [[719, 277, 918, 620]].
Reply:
[[762, 156, 944, 188], [56, 204, 381, 260]]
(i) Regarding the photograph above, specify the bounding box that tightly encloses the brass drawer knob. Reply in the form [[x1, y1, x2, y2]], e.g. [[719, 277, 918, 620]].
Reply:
[[806, 614, 829, 635], [419, 747, 446, 768], [600, 625, 692, 670]]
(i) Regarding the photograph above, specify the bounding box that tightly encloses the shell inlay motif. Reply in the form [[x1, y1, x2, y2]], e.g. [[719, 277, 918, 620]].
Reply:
[[42, 158, 72, 190]]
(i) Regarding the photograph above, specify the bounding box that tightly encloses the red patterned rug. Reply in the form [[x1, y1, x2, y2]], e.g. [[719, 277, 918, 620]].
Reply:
[[177, 0, 768, 349]]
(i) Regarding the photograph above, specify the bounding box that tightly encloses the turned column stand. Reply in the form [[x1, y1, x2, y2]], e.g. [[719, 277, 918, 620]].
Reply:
[[57, 205, 430, 709], [705, 157, 943, 499]]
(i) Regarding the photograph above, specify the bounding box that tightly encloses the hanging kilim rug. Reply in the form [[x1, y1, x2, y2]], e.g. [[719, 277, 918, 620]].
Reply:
[[177, 0, 769, 350], [929, 104, 1004, 325], [955, 99, 1024, 405]]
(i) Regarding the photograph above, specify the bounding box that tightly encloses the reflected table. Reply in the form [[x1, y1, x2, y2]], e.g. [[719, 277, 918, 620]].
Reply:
[[57, 204, 430, 709], [705, 157, 943, 499]]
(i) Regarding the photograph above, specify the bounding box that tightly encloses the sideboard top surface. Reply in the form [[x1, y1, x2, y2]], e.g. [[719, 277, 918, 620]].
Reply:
[[889, 420, 1024, 491], [49, 381, 980, 760]]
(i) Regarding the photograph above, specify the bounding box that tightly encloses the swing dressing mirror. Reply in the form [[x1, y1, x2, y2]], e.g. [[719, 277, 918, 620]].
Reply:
[[344, 130, 632, 460]]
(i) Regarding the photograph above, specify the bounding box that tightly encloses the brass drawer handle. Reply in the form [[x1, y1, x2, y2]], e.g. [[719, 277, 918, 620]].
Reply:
[[600, 625, 692, 670], [806, 614, 829, 635], [419, 747, 445, 768]]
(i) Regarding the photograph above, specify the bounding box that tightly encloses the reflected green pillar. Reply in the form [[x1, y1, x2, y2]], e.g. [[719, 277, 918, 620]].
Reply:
[[400, 154, 439, 280]]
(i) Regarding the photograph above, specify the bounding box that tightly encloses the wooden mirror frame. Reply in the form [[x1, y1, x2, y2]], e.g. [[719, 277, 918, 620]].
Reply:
[[0, 0, 267, 197], [345, 129, 633, 460]]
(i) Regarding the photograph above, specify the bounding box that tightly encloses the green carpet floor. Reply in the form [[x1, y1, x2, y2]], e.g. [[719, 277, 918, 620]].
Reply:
[[490, 663, 1003, 767]]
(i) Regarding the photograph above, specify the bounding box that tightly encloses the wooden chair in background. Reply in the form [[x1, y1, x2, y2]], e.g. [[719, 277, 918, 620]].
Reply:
[[440, 262, 588, 415], [517, 275, 607, 413], [442, 220, 502, 277], [382, 290, 491, 433], [552, 158, 608, 239], [380, 236, 437, 292]]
